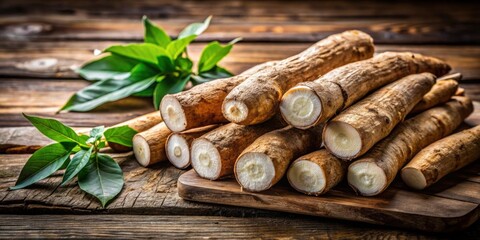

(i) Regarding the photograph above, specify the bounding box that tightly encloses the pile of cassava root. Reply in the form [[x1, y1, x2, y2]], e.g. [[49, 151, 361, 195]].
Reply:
[[112, 30, 479, 197]]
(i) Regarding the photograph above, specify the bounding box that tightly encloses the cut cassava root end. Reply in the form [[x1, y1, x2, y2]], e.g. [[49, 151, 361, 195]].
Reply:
[[165, 125, 218, 169], [108, 111, 163, 152], [347, 97, 473, 196], [281, 52, 451, 129], [324, 73, 436, 160], [287, 149, 346, 196], [401, 125, 480, 190], [223, 30, 375, 126], [160, 62, 276, 132], [235, 125, 323, 192], [133, 122, 171, 167], [191, 116, 287, 180]]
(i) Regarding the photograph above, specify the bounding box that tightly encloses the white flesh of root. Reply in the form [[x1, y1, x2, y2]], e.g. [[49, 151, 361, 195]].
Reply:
[[133, 135, 150, 167], [324, 122, 362, 159], [287, 160, 325, 194], [222, 100, 248, 123], [348, 161, 387, 196], [235, 152, 275, 192], [166, 134, 190, 169], [280, 86, 322, 128], [190, 139, 222, 179], [401, 168, 428, 190], [160, 95, 187, 132]]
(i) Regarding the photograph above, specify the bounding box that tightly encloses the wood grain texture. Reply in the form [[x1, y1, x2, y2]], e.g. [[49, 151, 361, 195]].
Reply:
[[1, 214, 478, 239], [1, 15, 479, 44], [0, 42, 479, 80], [178, 165, 480, 232]]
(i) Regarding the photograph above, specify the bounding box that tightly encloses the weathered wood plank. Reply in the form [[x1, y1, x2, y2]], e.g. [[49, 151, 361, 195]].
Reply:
[[1, 15, 478, 44], [1, 0, 478, 20], [0, 42, 479, 81], [1, 214, 478, 239]]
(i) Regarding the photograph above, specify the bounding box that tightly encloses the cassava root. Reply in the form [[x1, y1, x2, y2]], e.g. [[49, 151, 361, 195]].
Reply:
[[165, 125, 218, 169], [223, 30, 375, 125], [323, 73, 436, 160], [133, 122, 171, 167], [235, 125, 323, 192], [281, 52, 451, 129], [108, 111, 163, 152], [401, 125, 480, 190], [347, 97, 473, 196], [287, 149, 346, 196], [191, 116, 286, 180]]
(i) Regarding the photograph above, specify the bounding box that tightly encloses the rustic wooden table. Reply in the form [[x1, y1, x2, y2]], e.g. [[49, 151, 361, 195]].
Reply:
[[0, 0, 479, 238]]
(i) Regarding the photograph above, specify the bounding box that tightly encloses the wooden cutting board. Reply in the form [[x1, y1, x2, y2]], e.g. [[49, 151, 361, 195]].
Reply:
[[178, 160, 480, 232]]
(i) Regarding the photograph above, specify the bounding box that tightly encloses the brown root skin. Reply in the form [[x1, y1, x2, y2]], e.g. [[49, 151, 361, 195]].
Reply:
[[223, 30, 375, 125], [287, 149, 346, 196], [160, 62, 275, 132], [133, 122, 172, 167], [191, 115, 286, 180], [437, 72, 462, 81], [324, 73, 436, 161], [108, 111, 163, 152], [347, 97, 473, 196], [410, 80, 458, 114], [401, 125, 480, 190], [284, 52, 451, 128], [235, 125, 323, 192], [165, 125, 218, 169]]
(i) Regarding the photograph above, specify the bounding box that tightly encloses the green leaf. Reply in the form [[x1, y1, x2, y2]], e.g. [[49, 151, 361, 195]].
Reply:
[[104, 43, 170, 66], [166, 35, 196, 60], [143, 16, 171, 47], [60, 76, 157, 112], [78, 154, 124, 207], [23, 114, 87, 146], [87, 126, 105, 144], [198, 38, 240, 73], [129, 63, 159, 81], [153, 75, 190, 109], [178, 16, 212, 39], [76, 54, 137, 81], [191, 66, 233, 85], [10, 142, 76, 190], [132, 84, 156, 97], [157, 55, 175, 73], [176, 57, 193, 73], [61, 147, 93, 186], [104, 125, 138, 147]]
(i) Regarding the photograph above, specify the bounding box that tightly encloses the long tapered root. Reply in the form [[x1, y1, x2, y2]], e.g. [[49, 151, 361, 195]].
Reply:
[[323, 121, 362, 160], [191, 139, 222, 180], [133, 135, 151, 167], [348, 160, 387, 196], [235, 153, 275, 192], [166, 134, 190, 169], [287, 160, 325, 194], [160, 96, 187, 132], [280, 86, 322, 129]]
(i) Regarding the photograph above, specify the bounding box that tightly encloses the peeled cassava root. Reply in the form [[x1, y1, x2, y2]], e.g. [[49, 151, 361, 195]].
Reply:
[[160, 61, 275, 132], [347, 97, 473, 196], [281, 52, 451, 129], [109, 111, 163, 152], [191, 116, 286, 180], [410, 79, 458, 114], [222, 30, 375, 125], [287, 149, 346, 196], [133, 122, 171, 167], [165, 125, 218, 169], [401, 125, 480, 190], [235, 125, 323, 192], [324, 73, 436, 160]]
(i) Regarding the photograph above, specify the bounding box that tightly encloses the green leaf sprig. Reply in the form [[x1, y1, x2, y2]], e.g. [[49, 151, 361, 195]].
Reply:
[[61, 16, 240, 112], [10, 114, 137, 208]]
